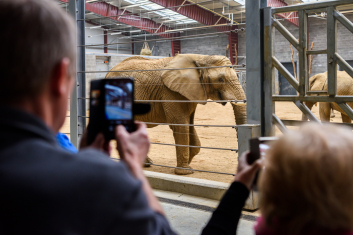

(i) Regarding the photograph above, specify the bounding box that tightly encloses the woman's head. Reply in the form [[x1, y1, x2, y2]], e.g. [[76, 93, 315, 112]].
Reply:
[[259, 123, 353, 233]]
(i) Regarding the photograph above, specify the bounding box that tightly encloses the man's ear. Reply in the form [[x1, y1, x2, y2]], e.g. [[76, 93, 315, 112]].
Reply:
[[50, 58, 71, 96]]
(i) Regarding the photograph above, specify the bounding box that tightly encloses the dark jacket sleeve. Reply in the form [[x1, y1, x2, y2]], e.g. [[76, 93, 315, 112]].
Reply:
[[201, 181, 250, 235], [81, 151, 177, 235]]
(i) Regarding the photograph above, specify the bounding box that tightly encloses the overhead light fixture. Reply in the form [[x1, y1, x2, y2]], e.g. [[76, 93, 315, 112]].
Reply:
[[88, 26, 102, 29], [129, 30, 141, 33], [121, 1, 150, 9], [86, 0, 101, 3], [111, 32, 122, 35]]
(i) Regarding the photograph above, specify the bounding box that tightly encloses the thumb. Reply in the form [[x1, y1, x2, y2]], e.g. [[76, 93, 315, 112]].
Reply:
[[91, 133, 105, 149], [116, 125, 129, 140]]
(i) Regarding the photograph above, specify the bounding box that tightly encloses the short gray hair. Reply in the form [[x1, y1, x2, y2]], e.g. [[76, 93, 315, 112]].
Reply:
[[0, 0, 76, 104]]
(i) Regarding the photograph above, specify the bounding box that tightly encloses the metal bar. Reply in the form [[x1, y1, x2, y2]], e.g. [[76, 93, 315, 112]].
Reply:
[[335, 52, 353, 78], [306, 49, 327, 55], [336, 102, 353, 120], [272, 56, 299, 91], [294, 100, 320, 122], [281, 119, 353, 129], [272, 0, 353, 14], [237, 124, 261, 156], [150, 142, 238, 152], [69, 0, 78, 147], [245, 0, 266, 129], [306, 90, 328, 94], [273, 95, 353, 102], [273, 19, 300, 50], [272, 114, 288, 133], [78, 65, 245, 74], [305, 7, 328, 14], [264, 7, 275, 136], [111, 158, 236, 176], [79, 31, 236, 47], [298, 10, 308, 96], [327, 6, 337, 96], [334, 10, 353, 34]]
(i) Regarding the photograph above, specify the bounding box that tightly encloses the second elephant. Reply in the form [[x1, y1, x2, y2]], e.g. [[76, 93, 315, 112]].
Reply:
[[106, 54, 247, 175], [303, 71, 353, 123]]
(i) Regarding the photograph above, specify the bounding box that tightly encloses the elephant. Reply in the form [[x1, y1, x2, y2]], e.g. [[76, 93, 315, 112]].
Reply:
[[302, 71, 353, 123], [106, 54, 247, 175]]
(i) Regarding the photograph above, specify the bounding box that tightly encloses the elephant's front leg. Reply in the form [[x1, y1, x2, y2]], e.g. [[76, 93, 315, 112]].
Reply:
[[172, 125, 194, 175], [188, 111, 201, 164]]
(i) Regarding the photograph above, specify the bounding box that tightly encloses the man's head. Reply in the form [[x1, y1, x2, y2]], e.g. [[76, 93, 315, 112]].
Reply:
[[0, 0, 76, 131]]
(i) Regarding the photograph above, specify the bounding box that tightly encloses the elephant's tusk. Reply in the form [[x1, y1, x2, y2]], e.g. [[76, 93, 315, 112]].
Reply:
[[231, 102, 246, 106]]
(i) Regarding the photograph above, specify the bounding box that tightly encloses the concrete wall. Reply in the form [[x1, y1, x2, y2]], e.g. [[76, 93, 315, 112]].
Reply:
[[85, 23, 132, 54]]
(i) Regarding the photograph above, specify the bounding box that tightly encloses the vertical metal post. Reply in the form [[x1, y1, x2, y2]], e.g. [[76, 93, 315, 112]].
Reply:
[[237, 124, 261, 210], [263, 7, 275, 136], [298, 10, 308, 97], [69, 0, 86, 148], [246, 0, 267, 132], [327, 6, 337, 96]]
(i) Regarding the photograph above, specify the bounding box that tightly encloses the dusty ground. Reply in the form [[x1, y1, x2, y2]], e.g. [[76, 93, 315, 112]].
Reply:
[[60, 102, 343, 183]]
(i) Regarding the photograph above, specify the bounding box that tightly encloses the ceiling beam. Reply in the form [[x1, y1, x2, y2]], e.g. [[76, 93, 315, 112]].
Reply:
[[59, 0, 178, 38]]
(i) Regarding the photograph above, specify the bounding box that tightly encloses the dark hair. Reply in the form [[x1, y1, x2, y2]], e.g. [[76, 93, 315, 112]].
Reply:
[[0, 0, 76, 104]]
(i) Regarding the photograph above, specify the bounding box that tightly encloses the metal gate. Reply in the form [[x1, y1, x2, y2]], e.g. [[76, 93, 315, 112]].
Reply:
[[262, 0, 353, 135]]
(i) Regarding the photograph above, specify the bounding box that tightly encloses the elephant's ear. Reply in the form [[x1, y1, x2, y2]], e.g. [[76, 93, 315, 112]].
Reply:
[[161, 54, 207, 104]]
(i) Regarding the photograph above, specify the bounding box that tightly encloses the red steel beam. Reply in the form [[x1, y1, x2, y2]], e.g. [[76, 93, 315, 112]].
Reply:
[[268, 0, 299, 26], [59, 0, 177, 38]]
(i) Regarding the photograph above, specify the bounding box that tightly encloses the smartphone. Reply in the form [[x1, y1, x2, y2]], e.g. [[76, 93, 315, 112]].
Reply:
[[87, 78, 135, 145], [248, 137, 278, 190]]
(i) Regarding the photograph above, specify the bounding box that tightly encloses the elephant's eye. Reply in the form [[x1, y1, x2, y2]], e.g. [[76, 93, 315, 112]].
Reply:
[[219, 77, 224, 83]]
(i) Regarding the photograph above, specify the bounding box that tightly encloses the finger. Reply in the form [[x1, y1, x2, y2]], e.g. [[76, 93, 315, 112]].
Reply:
[[247, 159, 262, 175], [91, 133, 105, 149], [134, 122, 148, 135]]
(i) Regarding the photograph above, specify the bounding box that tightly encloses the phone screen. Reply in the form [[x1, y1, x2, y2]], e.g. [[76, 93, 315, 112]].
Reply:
[[104, 80, 133, 127]]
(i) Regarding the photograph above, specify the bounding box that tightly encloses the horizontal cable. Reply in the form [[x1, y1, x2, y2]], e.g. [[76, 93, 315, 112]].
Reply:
[[64, 117, 237, 128], [77, 98, 246, 103], [133, 122, 237, 128], [80, 83, 245, 85], [78, 65, 245, 74], [150, 142, 238, 152], [78, 31, 239, 47], [111, 158, 235, 176]]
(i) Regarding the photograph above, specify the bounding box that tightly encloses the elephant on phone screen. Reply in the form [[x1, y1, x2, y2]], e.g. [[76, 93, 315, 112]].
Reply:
[[106, 54, 246, 175], [302, 71, 353, 123]]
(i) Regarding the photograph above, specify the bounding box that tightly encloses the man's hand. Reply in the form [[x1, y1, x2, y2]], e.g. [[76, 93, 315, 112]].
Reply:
[[115, 123, 150, 177], [234, 151, 263, 190], [79, 131, 111, 156]]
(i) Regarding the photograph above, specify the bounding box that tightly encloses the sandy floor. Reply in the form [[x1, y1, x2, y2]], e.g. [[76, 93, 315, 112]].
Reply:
[[60, 102, 343, 183]]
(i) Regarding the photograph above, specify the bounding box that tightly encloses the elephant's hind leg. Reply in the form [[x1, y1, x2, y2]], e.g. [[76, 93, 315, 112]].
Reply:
[[319, 102, 331, 122], [143, 156, 153, 167], [342, 114, 352, 123]]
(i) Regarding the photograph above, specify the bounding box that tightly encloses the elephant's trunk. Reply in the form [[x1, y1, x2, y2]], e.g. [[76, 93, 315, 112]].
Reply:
[[227, 79, 247, 125], [232, 103, 247, 125]]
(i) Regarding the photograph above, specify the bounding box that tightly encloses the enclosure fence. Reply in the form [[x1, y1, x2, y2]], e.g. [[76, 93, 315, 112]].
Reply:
[[65, 0, 247, 177], [263, 0, 353, 135]]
